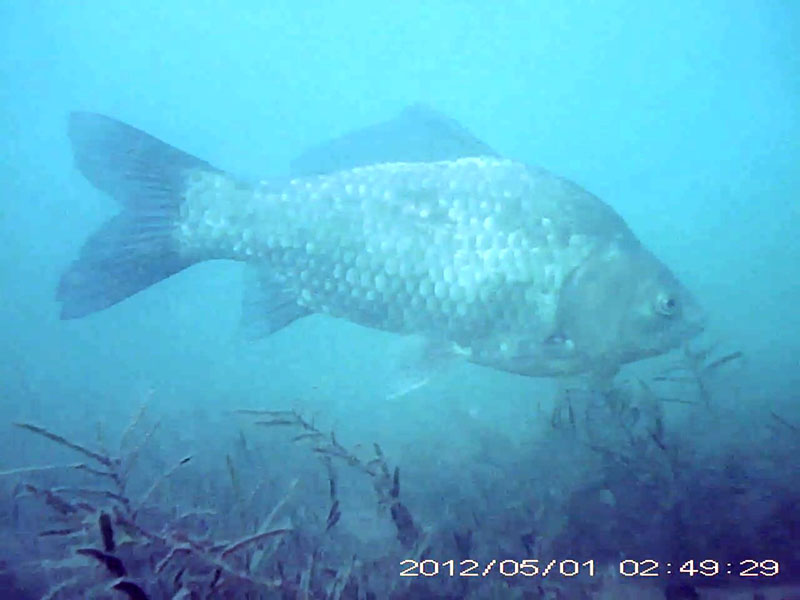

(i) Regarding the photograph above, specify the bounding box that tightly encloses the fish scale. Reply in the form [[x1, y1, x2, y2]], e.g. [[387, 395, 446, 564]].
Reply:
[[177, 158, 578, 347], [59, 111, 704, 377]]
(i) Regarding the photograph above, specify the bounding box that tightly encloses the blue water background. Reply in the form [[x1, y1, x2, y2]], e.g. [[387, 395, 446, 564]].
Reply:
[[0, 0, 797, 560]]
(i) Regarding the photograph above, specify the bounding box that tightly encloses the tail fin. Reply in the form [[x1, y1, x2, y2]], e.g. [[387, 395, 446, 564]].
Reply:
[[58, 113, 220, 319]]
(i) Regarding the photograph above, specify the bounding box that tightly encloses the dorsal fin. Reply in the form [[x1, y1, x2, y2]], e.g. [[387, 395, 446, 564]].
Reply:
[[290, 104, 498, 176]]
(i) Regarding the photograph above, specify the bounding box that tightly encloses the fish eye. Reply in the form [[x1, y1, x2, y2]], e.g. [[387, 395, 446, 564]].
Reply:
[[655, 293, 678, 317]]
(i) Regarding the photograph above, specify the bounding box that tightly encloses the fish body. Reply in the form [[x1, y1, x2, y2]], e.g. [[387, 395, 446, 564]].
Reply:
[[59, 111, 704, 377]]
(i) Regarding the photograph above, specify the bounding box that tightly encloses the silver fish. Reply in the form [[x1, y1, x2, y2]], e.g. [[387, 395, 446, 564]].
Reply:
[[59, 109, 704, 377]]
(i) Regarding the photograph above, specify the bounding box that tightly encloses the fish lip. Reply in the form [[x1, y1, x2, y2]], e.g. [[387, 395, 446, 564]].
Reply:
[[678, 289, 706, 339], [684, 305, 707, 339], [690, 320, 706, 338]]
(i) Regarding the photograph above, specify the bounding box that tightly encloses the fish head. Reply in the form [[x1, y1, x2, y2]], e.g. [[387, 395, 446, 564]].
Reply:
[[555, 240, 705, 370]]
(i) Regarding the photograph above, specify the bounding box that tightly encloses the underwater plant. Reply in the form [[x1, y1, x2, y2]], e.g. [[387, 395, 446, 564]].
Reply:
[[1, 346, 798, 599]]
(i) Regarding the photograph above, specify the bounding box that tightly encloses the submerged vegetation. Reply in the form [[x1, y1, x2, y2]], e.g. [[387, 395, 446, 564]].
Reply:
[[0, 345, 797, 599]]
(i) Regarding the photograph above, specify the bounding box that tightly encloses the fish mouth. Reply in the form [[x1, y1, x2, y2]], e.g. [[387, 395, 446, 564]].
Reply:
[[681, 296, 707, 340]]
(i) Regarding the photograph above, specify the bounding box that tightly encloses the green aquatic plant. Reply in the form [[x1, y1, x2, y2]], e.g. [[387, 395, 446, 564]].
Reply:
[[651, 342, 744, 406], [2, 359, 797, 600], [1, 407, 440, 599], [4, 411, 295, 599], [236, 408, 421, 551]]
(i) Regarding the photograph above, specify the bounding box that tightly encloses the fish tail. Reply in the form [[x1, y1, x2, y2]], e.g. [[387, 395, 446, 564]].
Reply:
[[58, 112, 220, 319]]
